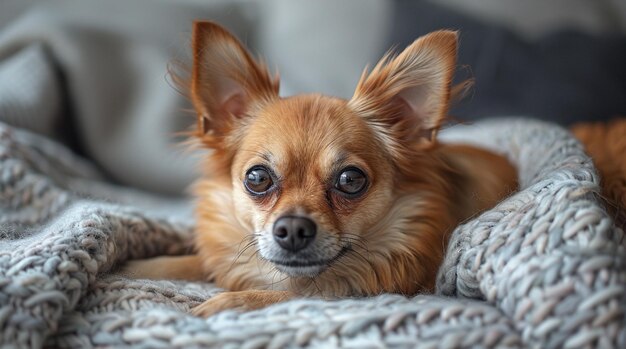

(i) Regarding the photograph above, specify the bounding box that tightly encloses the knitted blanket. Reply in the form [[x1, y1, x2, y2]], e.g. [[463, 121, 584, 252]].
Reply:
[[1, 118, 624, 349]]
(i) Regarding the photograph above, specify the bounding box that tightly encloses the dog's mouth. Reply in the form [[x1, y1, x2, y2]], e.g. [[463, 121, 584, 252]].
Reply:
[[269, 246, 350, 277]]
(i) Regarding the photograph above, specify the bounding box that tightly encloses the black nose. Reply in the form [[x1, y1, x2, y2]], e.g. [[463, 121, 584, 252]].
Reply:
[[272, 216, 317, 252]]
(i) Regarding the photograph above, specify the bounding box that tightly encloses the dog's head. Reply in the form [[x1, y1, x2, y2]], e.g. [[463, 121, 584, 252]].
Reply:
[[190, 22, 458, 278]]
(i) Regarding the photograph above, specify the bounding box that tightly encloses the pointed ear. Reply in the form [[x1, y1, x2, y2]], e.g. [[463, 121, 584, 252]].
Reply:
[[348, 30, 458, 147], [190, 21, 279, 138]]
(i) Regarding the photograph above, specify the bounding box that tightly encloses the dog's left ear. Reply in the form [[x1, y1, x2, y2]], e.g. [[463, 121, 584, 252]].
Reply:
[[349, 30, 458, 147]]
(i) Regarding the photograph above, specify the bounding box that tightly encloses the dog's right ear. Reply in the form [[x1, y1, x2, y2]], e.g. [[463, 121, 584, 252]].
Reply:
[[191, 21, 279, 139]]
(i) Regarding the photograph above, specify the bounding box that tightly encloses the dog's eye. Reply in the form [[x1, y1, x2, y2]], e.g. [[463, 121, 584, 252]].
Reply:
[[245, 167, 273, 194], [335, 167, 367, 195]]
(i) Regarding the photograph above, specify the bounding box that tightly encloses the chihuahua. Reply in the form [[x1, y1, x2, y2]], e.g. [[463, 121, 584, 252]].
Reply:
[[123, 21, 517, 317]]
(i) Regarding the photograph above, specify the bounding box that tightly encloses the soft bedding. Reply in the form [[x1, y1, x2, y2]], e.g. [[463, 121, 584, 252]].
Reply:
[[1, 118, 624, 348]]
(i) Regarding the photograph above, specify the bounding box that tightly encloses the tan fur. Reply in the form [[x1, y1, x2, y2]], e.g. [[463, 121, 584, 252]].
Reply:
[[125, 21, 518, 316], [191, 290, 293, 317], [121, 255, 205, 281], [571, 118, 626, 226]]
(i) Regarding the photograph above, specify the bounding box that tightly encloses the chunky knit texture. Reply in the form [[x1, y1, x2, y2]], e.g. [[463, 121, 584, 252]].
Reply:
[[0, 119, 624, 348]]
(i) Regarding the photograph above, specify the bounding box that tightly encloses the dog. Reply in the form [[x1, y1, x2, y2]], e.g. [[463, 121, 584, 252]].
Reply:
[[122, 21, 518, 317]]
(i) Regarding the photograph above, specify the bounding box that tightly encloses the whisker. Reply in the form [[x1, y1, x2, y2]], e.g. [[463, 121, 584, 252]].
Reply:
[[345, 234, 372, 255], [340, 238, 369, 253], [230, 240, 256, 265], [245, 248, 263, 265], [325, 261, 345, 290], [340, 237, 371, 259], [310, 277, 323, 297], [268, 272, 289, 290], [269, 268, 280, 290], [226, 233, 262, 273], [336, 238, 376, 274], [341, 233, 370, 249]]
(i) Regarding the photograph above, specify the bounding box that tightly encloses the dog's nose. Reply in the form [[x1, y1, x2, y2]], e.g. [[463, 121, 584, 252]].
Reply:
[[272, 216, 317, 252]]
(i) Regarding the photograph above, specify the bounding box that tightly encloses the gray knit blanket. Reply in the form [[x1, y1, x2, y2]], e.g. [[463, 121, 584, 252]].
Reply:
[[1, 117, 625, 349]]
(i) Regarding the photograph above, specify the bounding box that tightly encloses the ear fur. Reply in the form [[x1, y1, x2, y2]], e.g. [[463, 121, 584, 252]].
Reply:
[[190, 21, 279, 141], [348, 30, 458, 150]]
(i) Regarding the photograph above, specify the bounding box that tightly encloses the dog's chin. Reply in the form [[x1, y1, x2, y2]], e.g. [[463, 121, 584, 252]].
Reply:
[[274, 264, 328, 277], [267, 247, 350, 278]]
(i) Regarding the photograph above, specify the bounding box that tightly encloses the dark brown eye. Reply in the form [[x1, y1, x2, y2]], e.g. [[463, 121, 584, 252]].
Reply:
[[245, 167, 273, 194], [335, 167, 367, 195]]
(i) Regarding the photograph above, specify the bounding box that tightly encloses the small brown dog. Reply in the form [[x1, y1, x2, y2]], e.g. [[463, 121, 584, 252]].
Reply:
[[123, 21, 517, 317]]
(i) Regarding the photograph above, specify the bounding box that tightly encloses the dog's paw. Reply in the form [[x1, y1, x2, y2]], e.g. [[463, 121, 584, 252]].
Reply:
[[191, 290, 293, 318], [118, 259, 155, 279], [118, 255, 205, 281], [191, 292, 252, 317]]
